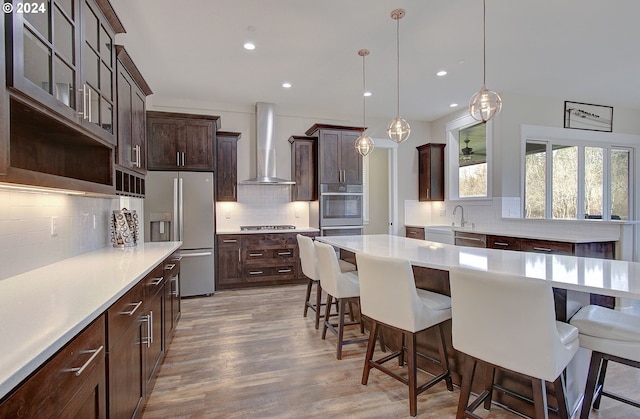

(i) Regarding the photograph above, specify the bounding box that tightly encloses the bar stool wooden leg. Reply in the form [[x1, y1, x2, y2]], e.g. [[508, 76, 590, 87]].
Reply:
[[456, 357, 477, 419], [303, 278, 313, 317], [553, 374, 570, 419], [362, 320, 379, 385], [592, 356, 608, 410], [581, 352, 604, 418], [436, 323, 454, 392], [337, 298, 347, 360], [322, 294, 333, 340], [314, 281, 323, 329], [399, 333, 406, 367], [482, 365, 495, 410], [531, 378, 549, 419], [407, 331, 418, 417]]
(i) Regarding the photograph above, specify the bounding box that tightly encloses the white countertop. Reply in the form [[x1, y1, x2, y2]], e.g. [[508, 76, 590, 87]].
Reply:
[[317, 234, 640, 300], [217, 227, 320, 235], [0, 241, 182, 400], [405, 224, 619, 243]]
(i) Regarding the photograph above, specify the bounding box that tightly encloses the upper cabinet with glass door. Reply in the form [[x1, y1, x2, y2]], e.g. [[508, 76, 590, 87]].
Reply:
[[6, 0, 125, 146]]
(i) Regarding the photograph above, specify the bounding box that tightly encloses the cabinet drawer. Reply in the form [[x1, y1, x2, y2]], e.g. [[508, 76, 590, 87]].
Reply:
[[520, 239, 574, 255], [217, 235, 242, 248], [244, 247, 296, 264], [454, 232, 487, 248], [406, 227, 425, 239], [244, 265, 296, 281], [487, 235, 521, 251], [0, 316, 106, 418], [242, 233, 296, 247], [107, 280, 145, 349], [144, 264, 165, 297], [163, 253, 181, 278]]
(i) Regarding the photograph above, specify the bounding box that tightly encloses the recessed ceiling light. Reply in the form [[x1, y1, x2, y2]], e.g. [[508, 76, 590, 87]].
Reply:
[[436, 70, 447, 77], [450, 103, 458, 108], [363, 91, 372, 97], [243, 42, 255, 50], [282, 82, 292, 88]]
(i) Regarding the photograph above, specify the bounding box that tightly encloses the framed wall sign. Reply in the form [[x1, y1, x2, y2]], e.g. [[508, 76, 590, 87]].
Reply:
[[564, 101, 613, 132]]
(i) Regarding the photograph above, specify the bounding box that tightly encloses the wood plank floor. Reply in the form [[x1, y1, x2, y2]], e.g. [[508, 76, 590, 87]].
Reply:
[[142, 284, 639, 419]]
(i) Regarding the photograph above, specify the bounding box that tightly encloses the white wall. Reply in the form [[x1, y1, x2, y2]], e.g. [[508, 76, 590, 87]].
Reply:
[[0, 190, 143, 280]]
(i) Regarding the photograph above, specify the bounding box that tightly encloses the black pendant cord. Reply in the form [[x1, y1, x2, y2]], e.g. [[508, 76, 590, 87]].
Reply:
[[395, 15, 400, 118], [482, 0, 487, 86]]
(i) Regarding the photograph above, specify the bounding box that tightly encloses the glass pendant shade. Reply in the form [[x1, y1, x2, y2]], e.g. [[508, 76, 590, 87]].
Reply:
[[355, 132, 374, 156], [469, 84, 502, 123], [387, 116, 411, 143]]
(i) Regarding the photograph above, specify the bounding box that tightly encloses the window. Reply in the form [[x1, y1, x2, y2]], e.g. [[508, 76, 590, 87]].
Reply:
[[524, 139, 632, 221], [447, 114, 491, 200]]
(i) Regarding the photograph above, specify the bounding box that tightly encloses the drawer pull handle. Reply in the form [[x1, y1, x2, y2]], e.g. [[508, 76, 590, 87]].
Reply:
[[120, 301, 143, 316], [494, 242, 509, 246], [223, 239, 237, 243], [533, 247, 552, 252], [164, 263, 176, 270], [277, 252, 292, 256], [149, 277, 164, 286], [249, 271, 263, 275], [278, 269, 292, 273], [68, 345, 104, 377], [249, 253, 263, 257]]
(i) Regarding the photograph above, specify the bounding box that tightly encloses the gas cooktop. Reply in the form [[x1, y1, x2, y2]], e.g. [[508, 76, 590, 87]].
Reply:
[[239, 225, 297, 231]]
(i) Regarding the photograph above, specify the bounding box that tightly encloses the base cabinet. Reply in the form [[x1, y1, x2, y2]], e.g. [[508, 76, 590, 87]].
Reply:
[[0, 317, 107, 419], [216, 233, 316, 289]]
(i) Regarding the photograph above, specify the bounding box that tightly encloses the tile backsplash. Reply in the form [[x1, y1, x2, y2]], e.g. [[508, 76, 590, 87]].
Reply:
[[216, 184, 310, 230], [0, 189, 143, 280]]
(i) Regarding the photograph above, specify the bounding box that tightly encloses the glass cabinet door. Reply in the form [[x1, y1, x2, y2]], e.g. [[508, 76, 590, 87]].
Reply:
[[17, 0, 79, 113], [81, 0, 115, 138]]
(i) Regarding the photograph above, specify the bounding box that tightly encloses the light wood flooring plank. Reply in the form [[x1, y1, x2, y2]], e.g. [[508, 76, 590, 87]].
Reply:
[[142, 285, 639, 419]]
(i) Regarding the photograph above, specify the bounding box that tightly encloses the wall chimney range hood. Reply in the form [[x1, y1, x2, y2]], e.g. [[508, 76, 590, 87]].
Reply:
[[241, 102, 295, 185]]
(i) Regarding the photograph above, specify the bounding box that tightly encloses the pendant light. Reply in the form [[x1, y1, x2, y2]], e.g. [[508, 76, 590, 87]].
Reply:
[[387, 8, 410, 143], [468, 0, 502, 123], [355, 49, 374, 157]]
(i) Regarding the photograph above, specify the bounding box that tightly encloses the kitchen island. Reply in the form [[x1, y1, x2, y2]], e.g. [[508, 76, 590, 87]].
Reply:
[[0, 241, 181, 402], [316, 234, 640, 418]]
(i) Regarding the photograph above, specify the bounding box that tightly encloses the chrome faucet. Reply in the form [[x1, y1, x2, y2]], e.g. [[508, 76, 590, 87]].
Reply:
[[453, 205, 467, 228]]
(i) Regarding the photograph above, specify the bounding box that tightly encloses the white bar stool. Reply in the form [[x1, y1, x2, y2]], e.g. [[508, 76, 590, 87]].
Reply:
[[356, 252, 453, 417], [297, 235, 355, 329], [569, 304, 640, 418], [314, 241, 367, 359], [449, 267, 579, 419]]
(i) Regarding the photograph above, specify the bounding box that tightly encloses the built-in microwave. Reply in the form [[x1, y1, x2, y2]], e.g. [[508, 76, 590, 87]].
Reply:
[[319, 184, 363, 227]]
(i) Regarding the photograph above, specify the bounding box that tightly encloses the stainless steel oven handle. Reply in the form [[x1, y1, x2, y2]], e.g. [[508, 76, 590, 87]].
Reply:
[[180, 252, 213, 257], [320, 192, 364, 196]]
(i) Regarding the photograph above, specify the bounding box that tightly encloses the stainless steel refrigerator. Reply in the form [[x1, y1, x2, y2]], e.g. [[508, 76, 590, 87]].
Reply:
[[144, 171, 215, 297]]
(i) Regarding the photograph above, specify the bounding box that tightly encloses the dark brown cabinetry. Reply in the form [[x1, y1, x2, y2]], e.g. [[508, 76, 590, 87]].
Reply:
[[142, 266, 164, 398], [487, 235, 521, 251], [147, 111, 220, 171], [6, 0, 124, 145], [163, 253, 181, 344], [417, 143, 445, 201], [215, 131, 240, 201], [405, 226, 425, 239], [115, 46, 152, 175], [305, 124, 363, 185], [0, 317, 107, 419], [216, 233, 316, 289], [486, 235, 616, 259], [216, 235, 243, 287], [289, 136, 317, 201]]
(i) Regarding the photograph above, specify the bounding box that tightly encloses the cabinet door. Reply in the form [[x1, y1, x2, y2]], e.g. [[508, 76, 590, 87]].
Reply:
[[406, 226, 425, 239], [116, 65, 134, 169], [216, 236, 242, 287], [216, 135, 238, 201], [7, 0, 81, 122], [290, 138, 317, 201], [147, 117, 182, 170], [417, 144, 445, 201], [319, 131, 340, 183], [80, 0, 116, 144], [182, 120, 214, 170], [143, 289, 164, 396], [131, 88, 147, 172], [108, 320, 144, 419], [340, 131, 362, 184], [520, 238, 574, 255]]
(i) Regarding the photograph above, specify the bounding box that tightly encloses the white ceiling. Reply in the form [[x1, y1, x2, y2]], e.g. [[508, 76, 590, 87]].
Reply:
[[109, 0, 640, 123]]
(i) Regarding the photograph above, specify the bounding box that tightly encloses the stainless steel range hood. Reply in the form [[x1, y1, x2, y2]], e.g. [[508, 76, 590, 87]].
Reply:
[[241, 102, 295, 185]]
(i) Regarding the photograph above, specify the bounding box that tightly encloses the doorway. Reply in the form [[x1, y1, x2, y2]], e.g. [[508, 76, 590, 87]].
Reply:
[[363, 138, 398, 235]]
